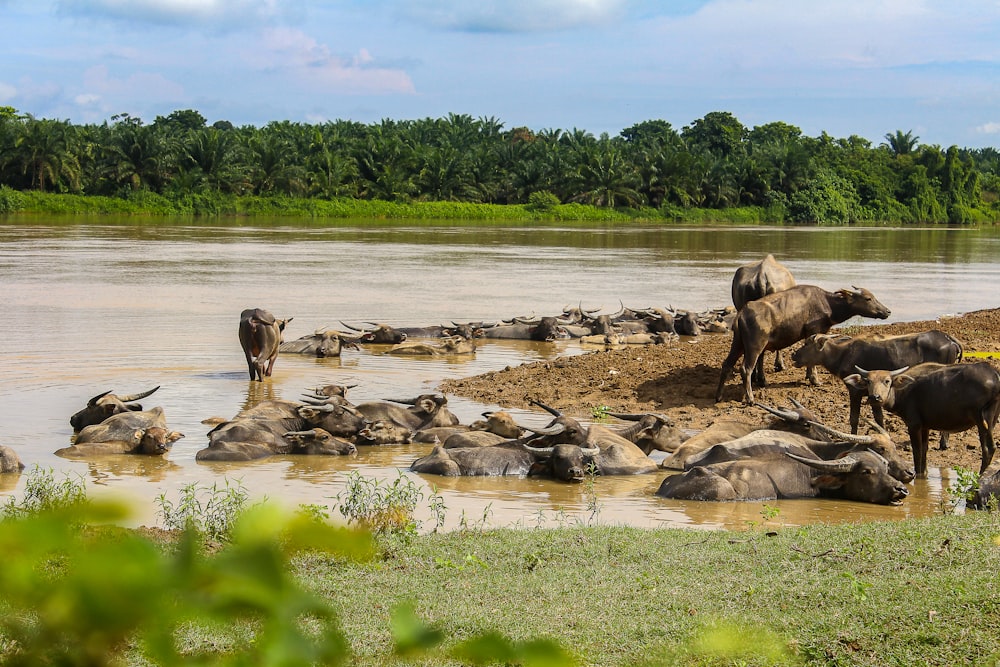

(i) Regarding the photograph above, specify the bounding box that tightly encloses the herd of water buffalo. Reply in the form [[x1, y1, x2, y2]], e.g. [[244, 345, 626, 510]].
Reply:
[[22, 254, 1000, 513]]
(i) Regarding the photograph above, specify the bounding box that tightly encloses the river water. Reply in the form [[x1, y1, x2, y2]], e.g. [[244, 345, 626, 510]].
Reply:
[[2, 218, 998, 531]]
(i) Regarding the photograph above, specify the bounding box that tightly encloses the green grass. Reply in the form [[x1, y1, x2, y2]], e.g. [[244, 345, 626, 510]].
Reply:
[[298, 513, 1000, 666]]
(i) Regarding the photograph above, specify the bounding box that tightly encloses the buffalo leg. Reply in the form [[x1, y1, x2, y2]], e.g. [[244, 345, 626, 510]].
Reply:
[[976, 420, 996, 474], [715, 338, 745, 403], [773, 350, 785, 373], [908, 426, 930, 477]]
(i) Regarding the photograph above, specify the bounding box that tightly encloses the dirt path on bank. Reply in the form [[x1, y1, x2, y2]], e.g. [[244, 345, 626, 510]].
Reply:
[[440, 308, 1000, 472]]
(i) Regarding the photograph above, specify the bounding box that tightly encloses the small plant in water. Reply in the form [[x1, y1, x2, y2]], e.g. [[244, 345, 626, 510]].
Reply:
[[156, 478, 252, 542], [1, 465, 87, 520], [943, 465, 980, 514], [335, 470, 426, 536], [590, 404, 612, 422]]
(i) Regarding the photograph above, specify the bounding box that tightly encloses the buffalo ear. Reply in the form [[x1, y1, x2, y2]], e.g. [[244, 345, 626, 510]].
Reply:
[[417, 397, 437, 413], [843, 374, 864, 390], [811, 474, 845, 490], [894, 374, 917, 389], [131, 429, 145, 444], [167, 431, 185, 443]]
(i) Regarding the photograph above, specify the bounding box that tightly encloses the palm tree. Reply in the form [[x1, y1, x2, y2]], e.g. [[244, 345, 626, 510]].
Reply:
[[882, 130, 919, 157], [13, 116, 82, 192]]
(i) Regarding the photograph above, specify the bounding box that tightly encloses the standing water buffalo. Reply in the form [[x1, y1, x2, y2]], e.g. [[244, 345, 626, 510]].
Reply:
[[792, 330, 963, 435], [239, 308, 292, 381], [844, 362, 1000, 476], [715, 285, 891, 404], [732, 254, 796, 374], [70, 386, 161, 431]]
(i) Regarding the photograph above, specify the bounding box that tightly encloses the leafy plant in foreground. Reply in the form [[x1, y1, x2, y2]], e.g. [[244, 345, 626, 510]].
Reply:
[[0, 465, 87, 520], [156, 478, 253, 542]]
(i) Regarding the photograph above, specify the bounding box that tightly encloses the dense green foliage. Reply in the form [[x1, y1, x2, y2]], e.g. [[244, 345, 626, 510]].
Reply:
[[1, 106, 998, 223]]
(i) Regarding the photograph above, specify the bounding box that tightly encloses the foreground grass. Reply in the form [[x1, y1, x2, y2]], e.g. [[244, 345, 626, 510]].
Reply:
[[298, 514, 1000, 666]]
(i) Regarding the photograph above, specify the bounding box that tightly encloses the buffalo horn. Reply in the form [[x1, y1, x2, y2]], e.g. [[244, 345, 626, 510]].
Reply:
[[86, 390, 113, 406], [754, 402, 801, 422], [384, 397, 418, 405], [806, 420, 874, 445], [607, 412, 641, 422], [609, 300, 626, 319], [521, 423, 567, 436], [785, 451, 857, 472], [866, 419, 890, 436], [529, 399, 562, 417], [284, 429, 316, 438], [117, 386, 160, 403], [339, 321, 365, 332], [854, 365, 909, 378]]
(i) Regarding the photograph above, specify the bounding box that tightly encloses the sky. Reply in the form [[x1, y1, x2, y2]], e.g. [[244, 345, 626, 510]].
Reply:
[[3, 0, 1000, 148]]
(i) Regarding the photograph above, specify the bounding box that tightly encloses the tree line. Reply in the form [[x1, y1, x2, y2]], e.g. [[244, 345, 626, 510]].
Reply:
[[1, 105, 998, 223]]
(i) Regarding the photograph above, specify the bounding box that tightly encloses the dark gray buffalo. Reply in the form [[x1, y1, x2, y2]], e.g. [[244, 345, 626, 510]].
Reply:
[[731, 254, 796, 374], [792, 330, 963, 434], [196, 398, 366, 461], [480, 316, 572, 341], [339, 322, 407, 344], [715, 285, 891, 404], [844, 362, 1000, 476], [354, 393, 460, 432], [70, 386, 161, 431], [239, 308, 292, 381], [279, 329, 358, 357], [655, 449, 910, 505], [60, 406, 184, 457]]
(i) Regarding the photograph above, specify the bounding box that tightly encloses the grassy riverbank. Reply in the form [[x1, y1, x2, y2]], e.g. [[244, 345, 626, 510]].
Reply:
[[0, 188, 832, 225], [303, 514, 1000, 666]]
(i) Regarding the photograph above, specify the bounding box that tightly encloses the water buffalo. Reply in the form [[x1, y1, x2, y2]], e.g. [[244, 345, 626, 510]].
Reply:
[[355, 420, 413, 445], [480, 316, 572, 341], [792, 330, 963, 434], [387, 336, 476, 356], [433, 411, 525, 448], [715, 285, 891, 404], [195, 398, 367, 461], [655, 449, 910, 505], [604, 412, 684, 454], [971, 465, 1000, 510], [239, 308, 292, 381], [279, 329, 358, 357], [60, 406, 184, 457], [69, 386, 161, 431], [410, 442, 543, 478], [684, 421, 914, 483], [662, 400, 823, 470], [339, 322, 407, 344], [844, 362, 1000, 476], [732, 254, 796, 374], [354, 393, 460, 432], [396, 322, 487, 339], [0, 446, 25, 473]]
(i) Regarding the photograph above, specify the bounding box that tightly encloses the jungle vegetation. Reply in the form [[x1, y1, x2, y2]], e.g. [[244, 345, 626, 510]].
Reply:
[[1, 105, 998, 224]]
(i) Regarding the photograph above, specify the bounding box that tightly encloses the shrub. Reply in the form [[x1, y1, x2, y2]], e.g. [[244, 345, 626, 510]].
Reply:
[[335, 471, 443, 536], [156, 478, 253, 542], [526, 190, 560, 212], [1, 465, 87, 520], [0, 185, 26, 213]]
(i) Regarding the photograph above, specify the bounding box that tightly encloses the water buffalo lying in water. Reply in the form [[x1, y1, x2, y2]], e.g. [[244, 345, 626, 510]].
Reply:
[[480, 316, 572, 341], [59, 406, 184, 457], [387, 336, 476, 356], [844, 362, 1000, 476], [656, 449, 910, 505], [792, 330, 963, 436], [354, 393, 460, 432], [279, 329, 358, 357], [196, 398, 366, 461], [239, 308, 292, 381], [0, 446, 25, 473], [715, 285, 891, 404], [339, 322, 407, 344], [731, 254, 796, 374], [69, 386, 161, 432]]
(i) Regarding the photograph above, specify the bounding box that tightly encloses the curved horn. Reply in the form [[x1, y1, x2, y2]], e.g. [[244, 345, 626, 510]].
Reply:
[[521, 423, 567, 436], [754, 401, 801, 422], [384, 397, 418, 405], [606, 412, 641, 422], [786, 451, 857, 472], [523, 443, 554, 454], [866, 419, 890, 436], [284, 429, 317, 438], [806, 420, 874, 444], [529, 399, 562, 417], [86, 390, 113, 407], [609, 300, 626, 319], [339, 321, 365, 332], [117, 386, 160, 403]]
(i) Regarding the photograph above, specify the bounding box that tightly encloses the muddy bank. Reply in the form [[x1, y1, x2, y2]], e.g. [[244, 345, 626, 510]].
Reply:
[[441, 308, 1000, 473]]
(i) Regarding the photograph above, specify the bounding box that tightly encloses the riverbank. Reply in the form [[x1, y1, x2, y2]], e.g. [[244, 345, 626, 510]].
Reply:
[[441, 307, 1000, 474]]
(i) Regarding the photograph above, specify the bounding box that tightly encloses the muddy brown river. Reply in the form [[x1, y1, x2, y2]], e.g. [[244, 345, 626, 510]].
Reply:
[[2, 219, 998, 530]]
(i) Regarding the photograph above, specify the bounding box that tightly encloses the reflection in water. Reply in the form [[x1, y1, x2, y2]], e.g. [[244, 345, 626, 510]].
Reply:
[[0, 220, 995, 531]]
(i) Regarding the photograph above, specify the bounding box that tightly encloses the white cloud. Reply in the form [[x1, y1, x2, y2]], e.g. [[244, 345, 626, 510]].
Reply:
[[73, 93, 101, 106], [57, 0, 298, 27], [390, 0, 627, 32], [252, 28, 415, 95], [975, 121, 1000, 134]]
